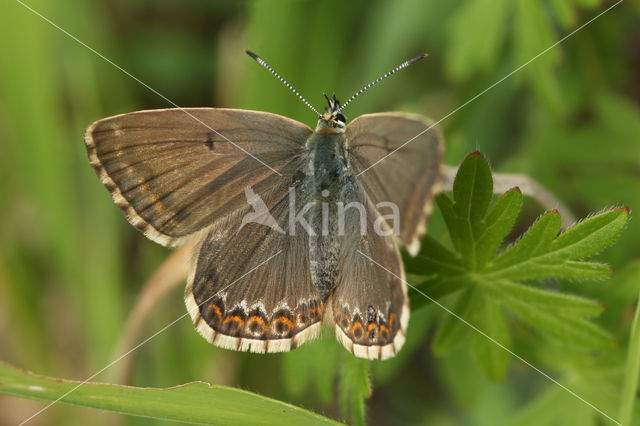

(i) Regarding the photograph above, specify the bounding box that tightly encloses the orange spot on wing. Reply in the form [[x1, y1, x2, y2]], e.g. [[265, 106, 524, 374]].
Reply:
[[247, 315, 267, 331], [273, 316, 295, 330], [367, 323, 377, 332], [223, 315, 244, 327], [389, 313, 396, 328], [249, 315, 265, 324], [351, 321, 364, 336], [209, 304, 223, 320]]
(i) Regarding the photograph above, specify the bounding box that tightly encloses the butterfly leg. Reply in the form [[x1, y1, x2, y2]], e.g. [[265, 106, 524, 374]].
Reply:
[[441, 164, 576, 229]]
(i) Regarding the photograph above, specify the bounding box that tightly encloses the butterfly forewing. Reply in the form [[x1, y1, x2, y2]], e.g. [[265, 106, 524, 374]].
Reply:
[[85, 108, 312, 247], [346, 113, 443, 255]]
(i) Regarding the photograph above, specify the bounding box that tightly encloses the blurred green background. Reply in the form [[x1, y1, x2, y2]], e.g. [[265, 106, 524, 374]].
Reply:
[[1, 0, 639, 424]]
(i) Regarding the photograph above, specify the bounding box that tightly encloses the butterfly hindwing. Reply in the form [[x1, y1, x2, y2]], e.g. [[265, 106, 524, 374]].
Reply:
[[331, 180, 408, 360], [345, 113, 443, 255], [85, 108, 312, 247], [185, 162, 325, 353]]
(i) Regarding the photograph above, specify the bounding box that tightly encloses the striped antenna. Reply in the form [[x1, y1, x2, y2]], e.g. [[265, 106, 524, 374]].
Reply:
[[338, 53, 428, 113], [245, 50, 321, 117]]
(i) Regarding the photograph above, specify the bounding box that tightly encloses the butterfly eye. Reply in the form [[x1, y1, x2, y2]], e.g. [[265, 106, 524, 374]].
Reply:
[[335, 113, 346, 124]]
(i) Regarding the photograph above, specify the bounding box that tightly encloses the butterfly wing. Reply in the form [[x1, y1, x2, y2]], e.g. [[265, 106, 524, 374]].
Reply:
[[331, 181, 408, 360], [85, 108, 312, 247], [184, 169, 324, 353], [345, 113, 443, 255]]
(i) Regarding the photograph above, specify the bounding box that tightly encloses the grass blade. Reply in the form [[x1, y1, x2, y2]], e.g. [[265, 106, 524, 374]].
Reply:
[[0, 361, 340, 425], [618, 294, 640, 426]]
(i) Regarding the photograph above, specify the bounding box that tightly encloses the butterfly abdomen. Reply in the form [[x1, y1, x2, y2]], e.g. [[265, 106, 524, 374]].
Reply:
[[306, 131, 349, 301]]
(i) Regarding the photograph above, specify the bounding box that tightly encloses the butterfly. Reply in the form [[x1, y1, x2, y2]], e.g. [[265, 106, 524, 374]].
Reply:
[[84, 50, 443, 360]]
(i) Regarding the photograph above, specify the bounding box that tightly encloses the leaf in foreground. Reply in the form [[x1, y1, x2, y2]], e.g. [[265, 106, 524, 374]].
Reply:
[[0, 361, 341, 425]]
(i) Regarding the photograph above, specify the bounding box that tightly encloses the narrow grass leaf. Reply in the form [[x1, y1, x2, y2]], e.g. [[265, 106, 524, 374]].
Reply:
[[618, 294, 640, 426], [0, 361, 340, 425]]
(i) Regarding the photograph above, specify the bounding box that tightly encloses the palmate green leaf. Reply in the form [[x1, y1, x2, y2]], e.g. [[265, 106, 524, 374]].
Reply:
[[489, 280, 603, 318], [452, 151, 494, 225], [403, 236, 463, 277], [472, 295, 510, 381], [0, 361, 340, 425], [486, 283, 612, 349], [407, 151, 629, 376], [431, 287, 511, 380], [437, 151, 499, 271], [410, 275, 469, 310], [432, 288, 475, 355], [475, 187, 522, 268], [486, 208, 629, 281]]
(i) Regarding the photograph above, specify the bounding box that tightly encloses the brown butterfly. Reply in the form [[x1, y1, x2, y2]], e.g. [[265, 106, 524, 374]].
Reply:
[[84, 51, 442, 359]]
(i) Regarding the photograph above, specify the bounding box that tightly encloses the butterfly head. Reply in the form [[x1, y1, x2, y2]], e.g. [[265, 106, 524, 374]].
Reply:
[[317, 93, 346, 133]]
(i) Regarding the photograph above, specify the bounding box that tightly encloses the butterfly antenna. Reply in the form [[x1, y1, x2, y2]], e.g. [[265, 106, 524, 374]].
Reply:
[[338, 53, 428, 113], [245, 50, 322, 117]]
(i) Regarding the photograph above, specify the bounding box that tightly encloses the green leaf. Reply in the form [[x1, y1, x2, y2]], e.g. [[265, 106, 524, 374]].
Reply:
[[489, 211, 562, 269], [453, 151, 494, 226], [573, 0, 600, 7], [475, 187, 523, 267], [486, 209, 629, 281], [408, 150, 628, 375], [404, 236, 464, 277], [619, 293, 640, 426], [489, 260, 612, 282], [0, 361, 340, 425], [432, 289, 475, 355], [549, 0, 575, 28], [437, 192, 461, 253], [338, 357, 370, 426], [499, 294, 613, 349], [281, 336, 339, 404], [514, 0, 564, 115], [551, 208, 630, 260], [445, 151, 495, 271], [411, 276, 468, 309], [472, 295, 510, 381], [489, 279, 604, 318], [445, 0, 512, 81]]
